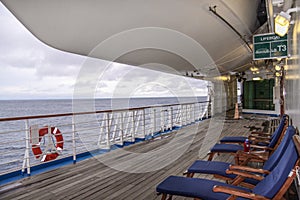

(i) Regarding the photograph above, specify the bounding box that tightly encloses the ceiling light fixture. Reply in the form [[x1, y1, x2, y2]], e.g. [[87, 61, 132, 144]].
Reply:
[[275, 65, 282, 71], [275, 71, 282, 77], [250, 66, 259, 72], [253, 77, 262, 81], [274, 7, 299, 36]]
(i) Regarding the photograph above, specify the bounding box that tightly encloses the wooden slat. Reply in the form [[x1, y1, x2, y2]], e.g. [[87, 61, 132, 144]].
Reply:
[[0, 113, 268, 200]]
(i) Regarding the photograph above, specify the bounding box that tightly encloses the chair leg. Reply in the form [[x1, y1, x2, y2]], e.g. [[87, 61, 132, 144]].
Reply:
[[161, 193, 167, 200], [234, 154, 240, 164], [208, 152, 215, 161], [187, 172, 194, 177]]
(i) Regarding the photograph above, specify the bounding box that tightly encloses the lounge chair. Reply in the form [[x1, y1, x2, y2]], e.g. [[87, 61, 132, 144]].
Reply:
[[185, 126, 295, 187], [207, 115, 288, 161], [219, 115, 287, 144], [156, 135, 300, 200]]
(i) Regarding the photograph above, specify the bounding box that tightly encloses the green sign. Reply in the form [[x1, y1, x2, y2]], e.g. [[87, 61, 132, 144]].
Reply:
[[253, 33, 288, 60]]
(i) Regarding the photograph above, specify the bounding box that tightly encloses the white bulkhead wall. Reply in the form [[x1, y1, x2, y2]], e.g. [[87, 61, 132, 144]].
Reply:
[[285, 0, 300, 128]]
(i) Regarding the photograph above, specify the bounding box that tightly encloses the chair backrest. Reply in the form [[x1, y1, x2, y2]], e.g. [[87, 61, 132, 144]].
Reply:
[[268, 115, 287, 148], [263, 126, 295, 171], [253, 139, 298, 199]]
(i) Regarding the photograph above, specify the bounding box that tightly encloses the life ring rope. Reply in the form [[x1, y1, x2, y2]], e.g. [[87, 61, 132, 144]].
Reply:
[[30, 126, 64, 162]]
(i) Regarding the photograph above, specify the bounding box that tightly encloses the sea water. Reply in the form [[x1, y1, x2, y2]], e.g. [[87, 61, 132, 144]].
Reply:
[[0, 97, 207, 172]]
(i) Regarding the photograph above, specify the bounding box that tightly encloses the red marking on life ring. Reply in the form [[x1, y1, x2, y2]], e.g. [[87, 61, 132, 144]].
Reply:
[[31, 126, 64, 162]]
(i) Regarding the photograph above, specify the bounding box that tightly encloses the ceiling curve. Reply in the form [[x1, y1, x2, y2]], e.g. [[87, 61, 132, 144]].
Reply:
[[1, 0, 261, 76]]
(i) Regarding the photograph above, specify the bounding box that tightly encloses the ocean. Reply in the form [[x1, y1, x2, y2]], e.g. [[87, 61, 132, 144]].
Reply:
[[0, 97, 207, 118], [0, 97, 207, 173]]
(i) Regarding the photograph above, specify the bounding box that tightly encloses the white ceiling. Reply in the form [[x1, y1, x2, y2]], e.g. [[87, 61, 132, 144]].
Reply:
[[1, 0, 260, 77]]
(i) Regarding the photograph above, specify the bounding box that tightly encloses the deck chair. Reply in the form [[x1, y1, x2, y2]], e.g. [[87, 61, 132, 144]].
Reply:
[[207, 115, 288, 161], [184, 126, 295, 187], [156, 136, 300, 200], [219, 115, 287, 144]]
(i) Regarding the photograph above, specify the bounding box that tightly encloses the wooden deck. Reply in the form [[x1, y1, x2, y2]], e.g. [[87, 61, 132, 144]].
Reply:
[[0, 113, 270, 200]]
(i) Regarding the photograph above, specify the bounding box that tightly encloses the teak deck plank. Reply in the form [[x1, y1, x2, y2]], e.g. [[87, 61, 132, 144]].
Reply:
[[0, 113, 268, 199]]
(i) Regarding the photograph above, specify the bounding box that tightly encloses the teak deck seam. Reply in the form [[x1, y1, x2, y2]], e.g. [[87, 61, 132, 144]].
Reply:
[[0, 114, 266, 200]]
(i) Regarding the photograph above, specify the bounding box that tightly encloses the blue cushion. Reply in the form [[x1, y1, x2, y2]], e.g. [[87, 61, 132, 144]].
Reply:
[[156, 136, 296, 199], [187, 160, 235, 178], [187, 160, 259, 185], [268, 117, 285, 148], [210, 143, 243, 153], [186, 126, 295, 186], [253, 141, 298, 198], [220, 136, 247, 143], [263, 126, 295, 171], [156, 176, 251, 200]]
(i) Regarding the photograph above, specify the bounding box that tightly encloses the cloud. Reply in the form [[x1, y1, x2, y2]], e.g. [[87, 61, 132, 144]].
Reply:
[[94, 65, 208, 98], [0, 3, 208, 100]]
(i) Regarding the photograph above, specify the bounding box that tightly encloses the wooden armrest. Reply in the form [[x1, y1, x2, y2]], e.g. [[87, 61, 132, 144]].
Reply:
[[250, 136, 271, 140], [226, 169, 264, 181], [235, 151, 269, 165], [248, 150, 269, 155], [229, 165, 270, 175], [293, 135, 300, 155], [213, 185, 269, 200], [250, 131, 271, 136], [236, 150, 269, 160], [250, 139, 270, 144], [250, 145, 273, 151]]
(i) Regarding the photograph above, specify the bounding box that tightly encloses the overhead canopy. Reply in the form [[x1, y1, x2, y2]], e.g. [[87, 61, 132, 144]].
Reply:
[[1, 0, 261, 77]]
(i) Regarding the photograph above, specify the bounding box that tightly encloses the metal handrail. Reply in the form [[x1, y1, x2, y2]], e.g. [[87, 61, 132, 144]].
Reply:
[[0, 100, 211, 179], [0, 101, 210, 122]]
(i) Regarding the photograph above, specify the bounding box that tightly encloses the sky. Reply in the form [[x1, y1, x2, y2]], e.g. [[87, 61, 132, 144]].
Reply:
[[0, 3, 208, 100]]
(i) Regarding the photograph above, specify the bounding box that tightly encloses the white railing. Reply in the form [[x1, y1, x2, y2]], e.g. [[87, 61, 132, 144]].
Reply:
[[0, 101, 210, 179]]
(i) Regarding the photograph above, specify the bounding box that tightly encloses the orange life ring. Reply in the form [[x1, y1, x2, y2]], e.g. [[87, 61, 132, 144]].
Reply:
[[31, 126, 64, 162]]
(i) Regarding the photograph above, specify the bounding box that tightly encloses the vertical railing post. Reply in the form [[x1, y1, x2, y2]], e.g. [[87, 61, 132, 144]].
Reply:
[[123, 112, 128, 140], [176, 106, 180, 126], [205, 103, 207, 118], [170, 107, 173, 130], [72, 115, 77, 164], [190, 104, 193, 124], [111, 113, 116, 144], [187, 105, 190, 124], [179, 105, 182, 127], [167, 108, 171, 130], [184, 105, 187, 126], [206, 101, 210, 118], [98, 114, 105, 147], [135, 111, 141, 138], [120, 112, 124, 145], [200, 103, 202, 119], [196, 103, 198, 121], [161, 108, 164, 133], [211, 100, 214, 117], [204, 103, 207, 119], [143, 109, 146, 138], [180, 105, 183, 126], [187, 105, 189, 124], [193, 103, 196, 122], [22, 119, 31, 176], [153, 108, 156, 136], [106, 113, 111, 149], [184, 105, 187, 125], [131, 111, 135, 142]]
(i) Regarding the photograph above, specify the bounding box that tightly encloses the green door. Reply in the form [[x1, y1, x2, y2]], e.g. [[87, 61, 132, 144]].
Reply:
[[243, 79, 275, 110]]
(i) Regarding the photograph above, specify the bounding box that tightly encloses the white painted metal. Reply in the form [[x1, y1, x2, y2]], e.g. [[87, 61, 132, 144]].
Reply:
[[285, 0, 300, 130], [72, 115, 76, 163], [1, 101, 210, 175], [22, 119, 31, 175], [0, 0, 259, 75]]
